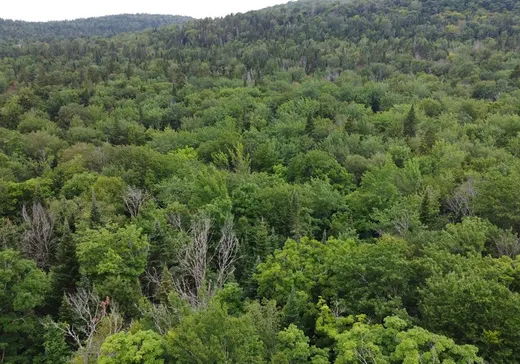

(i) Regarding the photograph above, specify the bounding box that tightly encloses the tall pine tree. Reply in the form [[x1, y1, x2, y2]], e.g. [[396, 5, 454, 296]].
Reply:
[[89, 190, 101, 229], [404, 105, 417, 138], [48, 219, 80, 315]]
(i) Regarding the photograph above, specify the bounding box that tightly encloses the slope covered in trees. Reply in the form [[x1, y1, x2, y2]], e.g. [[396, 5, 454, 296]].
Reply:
[[0, 14, 192, 43], [2, 0, 520, 362]]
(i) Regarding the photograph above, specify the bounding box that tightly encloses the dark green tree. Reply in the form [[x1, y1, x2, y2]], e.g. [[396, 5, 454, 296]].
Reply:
[[404, 105, 417, 138]]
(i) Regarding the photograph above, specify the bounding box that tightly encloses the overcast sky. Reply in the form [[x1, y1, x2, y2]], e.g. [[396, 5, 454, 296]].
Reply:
[[1, 0, 289, 22]]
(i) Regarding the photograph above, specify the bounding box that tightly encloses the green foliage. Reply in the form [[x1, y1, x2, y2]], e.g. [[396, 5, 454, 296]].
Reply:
[[76, 224, 148, 314], [403, 105, 417, 138], [3, 0, 520, 361], [0, 250, 50, 362], [49, 219, 80, 310], [330, 236, 416, 319], [245, 300, 281, 358], [419, 266, 520, 361], [165, 303, 266, 363], [287, 150, 354, 192], [420, 98, 443, 118], [76, 224, 148, 280], [0, 14, 191, 42], [42, 318, 71, 364], [99, 330, 164, 364], [272, 324, 328, 364], [335, 316, 482, 364], [255, 237, 349, 325], [474, 167, 520, 232], [346, 157, 402, 234]]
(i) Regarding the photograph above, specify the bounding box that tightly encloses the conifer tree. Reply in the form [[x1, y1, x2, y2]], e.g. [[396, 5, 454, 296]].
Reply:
[[419, 188, 440, 228], [50, 220, 80, 304], [89, 190, 101, 229], [404, 105, 417, 137], [511, 63, 520, 80]]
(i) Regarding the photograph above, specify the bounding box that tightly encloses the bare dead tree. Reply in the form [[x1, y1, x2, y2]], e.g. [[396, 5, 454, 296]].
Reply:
[[493, 230, 520, 259], [21, 203, 55, 269], [122, 186, 148, 218], [445, 179, 476, 219], [63, 288, 107, 348], [216, 217, 240, 288], [174, 215, 239, 308], [52, 288, 122, 364], [188, 216, 211, 293], [355, 345, 378, 364], [144, 267, 162, 297], [175, 216, 211, 307], [137, 303, 179, 335], [166, 212, 184, 231], [90, 146, 109, 172]]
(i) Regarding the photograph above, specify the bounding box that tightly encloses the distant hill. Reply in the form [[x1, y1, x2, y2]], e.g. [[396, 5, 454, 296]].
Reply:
[[0, 14, 192, 42]]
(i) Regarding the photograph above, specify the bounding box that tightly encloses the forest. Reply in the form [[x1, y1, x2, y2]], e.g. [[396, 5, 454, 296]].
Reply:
[[2, 0, 520, 362], [0, 14, 191, 43]]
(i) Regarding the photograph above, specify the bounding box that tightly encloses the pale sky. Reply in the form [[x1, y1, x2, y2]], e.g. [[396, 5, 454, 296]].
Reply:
[[1, 0, 290, 22]]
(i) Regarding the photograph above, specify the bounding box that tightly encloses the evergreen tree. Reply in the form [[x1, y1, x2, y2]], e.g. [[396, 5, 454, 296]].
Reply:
[[57, 295, 75, 327], [404, 105, 417, 137], [156, 265, 174, 304], [42, 318, 71, 364], [420, 125, 437, 153], [305, 112, 315, 135], [89, 190, 101, 229], [511, 63, 520, 80], [369, 91, 381, 113], [419, 188, 440, 228], [49, 219, 80, 313]]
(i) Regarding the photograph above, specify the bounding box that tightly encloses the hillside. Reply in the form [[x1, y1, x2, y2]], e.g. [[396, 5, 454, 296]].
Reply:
[[0, 14, 192, 42], [1, 0, 520, 362]]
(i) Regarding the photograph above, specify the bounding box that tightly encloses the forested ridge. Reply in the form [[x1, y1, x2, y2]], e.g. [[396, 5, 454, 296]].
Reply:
[[2, 0, 520, 362], [0, 14, 191, 43]]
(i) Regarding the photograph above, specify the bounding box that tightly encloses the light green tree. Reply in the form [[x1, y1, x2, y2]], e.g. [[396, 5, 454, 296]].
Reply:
[[98, 330, 164, 364], [335, 316, 483, 364], [76, 224, 149, 314], [0, 249, 50, 362], [165, 303, 266, 363]]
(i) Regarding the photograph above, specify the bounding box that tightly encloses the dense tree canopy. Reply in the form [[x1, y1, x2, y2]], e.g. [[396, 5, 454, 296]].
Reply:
[[0, 14, 191, 42], [2, 0, 520, 362]]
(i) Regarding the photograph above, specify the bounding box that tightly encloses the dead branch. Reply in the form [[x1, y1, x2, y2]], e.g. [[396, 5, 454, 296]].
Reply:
[[166, 212, 184, 231], [174, 216, 211, 307], [138, 303, 178, 335], [21, 203, 55, 269], [53, 289, 122, 364], [122, 186, 148, 218], [445, 179, 476, 219], [64, 288, 106, 349], [216, 217, 239, 288], [173, 215, 240, 308], [144, 267, 162, 297], [494, 231, 520, 259]]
